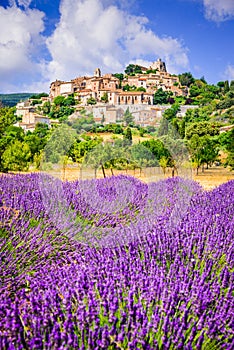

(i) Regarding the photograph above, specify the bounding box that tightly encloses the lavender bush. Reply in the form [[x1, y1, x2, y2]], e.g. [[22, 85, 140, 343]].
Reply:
[[0, 173, 233, 349]]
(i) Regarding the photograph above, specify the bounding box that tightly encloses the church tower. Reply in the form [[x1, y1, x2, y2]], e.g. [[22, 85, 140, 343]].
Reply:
[[150, 58, 167, 72], [94, 68, 101, 77]]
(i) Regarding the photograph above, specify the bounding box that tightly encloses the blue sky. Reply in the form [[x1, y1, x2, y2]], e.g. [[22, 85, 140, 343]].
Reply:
[[0, 0, 234, 93]]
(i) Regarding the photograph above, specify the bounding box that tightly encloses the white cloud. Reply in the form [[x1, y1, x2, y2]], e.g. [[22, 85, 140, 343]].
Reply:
[[0, 4, 48, 92], [203, 0, 234, 22], [0, 0, 190, 93], [45, 0, 189, 82], [224, 64, 234, 81]]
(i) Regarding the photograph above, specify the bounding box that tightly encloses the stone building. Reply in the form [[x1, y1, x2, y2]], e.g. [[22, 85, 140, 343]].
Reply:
[[49, 58, 187, 105]]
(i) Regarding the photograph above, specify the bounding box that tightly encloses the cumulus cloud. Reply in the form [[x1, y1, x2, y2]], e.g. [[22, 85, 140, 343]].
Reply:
[[0, 0, 190, 92], [45, 0, 189, 82], [203, 0, 234, 22], [224, 64, 234, 81], [0, 4, 48, 92]]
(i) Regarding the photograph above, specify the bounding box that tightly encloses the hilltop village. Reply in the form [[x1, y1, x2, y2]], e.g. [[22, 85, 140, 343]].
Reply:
[[16, 59, 194, 130]]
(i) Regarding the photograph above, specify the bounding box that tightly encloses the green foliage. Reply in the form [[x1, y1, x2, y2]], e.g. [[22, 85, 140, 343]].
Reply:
[[124, 64, 142, 75], [87, 97, 97, 105], [101, 92, 108, 103], [0, 107, 18, 171], [219, 128, 234, 169], [43, 124, 76, 164], [41, 101, 51, 115], [113, 124, 124, 134], [69, 138, 102, 163], [163, 104, 180, 121], [63, 95, 76, 106], [30, 92, 49, 99], [146, 69, 158, 74], [142, 139, 170, 163], [0, 93, 33, 107], [137, 87, 146, 92], [157, 117, 169, 137], [31, 99, 42, 105], [179, 118, 186, 138], [49, 105, 75, 120], [219, 128, 234, 152], [123, 108, 134, 126], [153, 88, 169, 105], [2, 140, 31, 171], [53, 95, 65, 106], [187, 134, 219, 172], [48, 95, 76, 120], [224, 80, 230, 93], [216, 98, 234, 110], [131, 143, 157, 167], [185, 121, 219, 139], [184, 106, 212, 123], [123, 127, 133, 146], [113, 73, 124, 87], [178, 72, 195, 87], [123, 84, 136, 91], [225, 152, 234, 169], [230, 80, 234, 91], [68, 114, 95, 132], [83, 141, 129, 177], [0, 107, 16, 133], [188, 82, 220, 105], [25, 123, 50, 161]]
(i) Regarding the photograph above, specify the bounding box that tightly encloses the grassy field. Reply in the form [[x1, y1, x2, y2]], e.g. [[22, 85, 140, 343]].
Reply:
[[56, 164, 234, 190]]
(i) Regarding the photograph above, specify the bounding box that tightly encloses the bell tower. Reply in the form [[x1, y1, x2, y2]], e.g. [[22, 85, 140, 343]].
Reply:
[[94, 68, 101, 77]]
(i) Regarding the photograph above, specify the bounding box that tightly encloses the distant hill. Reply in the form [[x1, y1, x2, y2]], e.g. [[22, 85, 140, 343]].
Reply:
[[0, 93, 34, 107]]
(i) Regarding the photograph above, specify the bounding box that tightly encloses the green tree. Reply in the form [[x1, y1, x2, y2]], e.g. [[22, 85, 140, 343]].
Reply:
[[124, 64, 142, 75], [53, 95, 65, 106], [163, 104, 180, 121], [2, 140, 31, 171], [113, 73, 124, 87], [224, 80, 230, 93], [179, 119, 186, 138], [87, 97, 97, 105], [101, 92, 108, 103], [25, 123, 50, 161], [0, 107, 18, 171], [64, 95, 76, 106], [159, 156, 168, 175], [153, 88, 168, 105], [187, 134, 219, 174], [69, 138, 102, 163], [185, 121, 219, 139], [178, 72, 195, 87], [41, 101, 51, 115], [125, 64, 136, 75], [219, 128, 234, 169], [230, 80, 234, 91], [123, 127, 133, 146], [131, 143, 157, 169], [43, 124, 76, 164], [142, 139, 170, 164], [123, 108, 134, 126], [157, 117, 169, 137], [0, 107, 16, 133]]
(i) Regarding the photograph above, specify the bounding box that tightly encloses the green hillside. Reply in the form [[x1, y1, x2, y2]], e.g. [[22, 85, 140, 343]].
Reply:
[[0, 93, 34, 107]]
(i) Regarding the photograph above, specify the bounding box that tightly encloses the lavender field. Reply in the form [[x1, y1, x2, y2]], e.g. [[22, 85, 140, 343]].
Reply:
[[0, 173, 233, 349]]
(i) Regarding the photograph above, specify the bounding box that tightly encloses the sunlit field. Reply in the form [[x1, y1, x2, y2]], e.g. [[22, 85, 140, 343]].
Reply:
[[1, 173, 233, 349]]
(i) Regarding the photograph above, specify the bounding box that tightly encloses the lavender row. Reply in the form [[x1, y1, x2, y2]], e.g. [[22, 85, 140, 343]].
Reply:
[[0, 174, 233, 349]]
